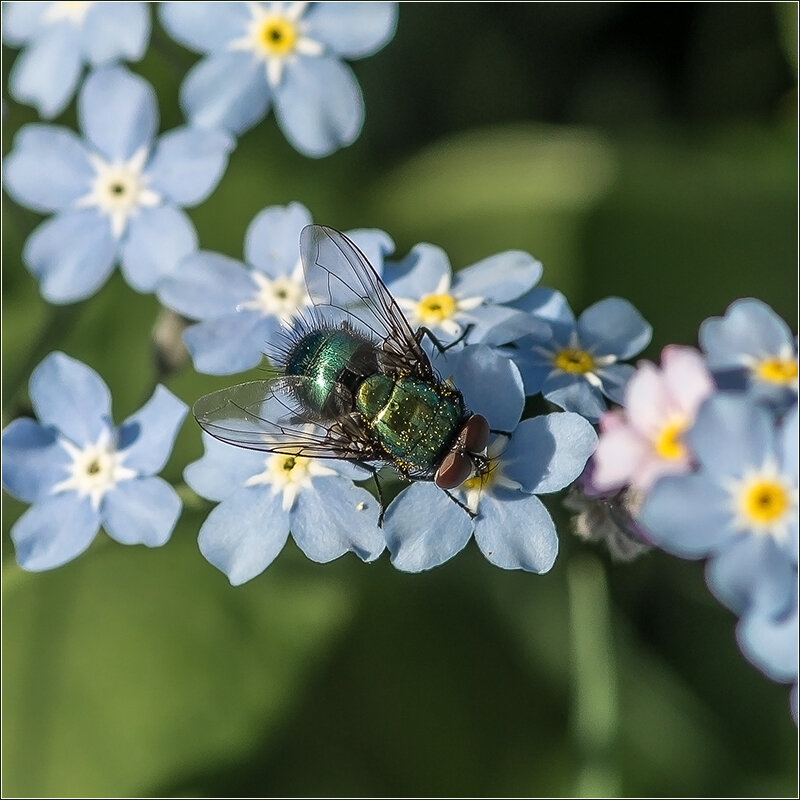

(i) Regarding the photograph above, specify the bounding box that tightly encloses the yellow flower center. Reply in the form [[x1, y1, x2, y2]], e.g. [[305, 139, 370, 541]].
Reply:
[[741, 480, 790, 526], [417, 293, 457, 325], [257, 16, 298, 56], [654, 418, 688, 461], [754, 356, 798, 386], [554, 348, 595, 374]]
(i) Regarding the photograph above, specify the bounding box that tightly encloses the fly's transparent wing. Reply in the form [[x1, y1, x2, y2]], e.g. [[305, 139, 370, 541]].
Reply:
[[193, 379, 385, 461], [300, 224, 433, 376]]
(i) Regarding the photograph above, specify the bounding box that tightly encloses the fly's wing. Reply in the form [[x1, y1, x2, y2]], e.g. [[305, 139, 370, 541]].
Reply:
[[193, 378, 385, 461], [300, 224, 434, 378]]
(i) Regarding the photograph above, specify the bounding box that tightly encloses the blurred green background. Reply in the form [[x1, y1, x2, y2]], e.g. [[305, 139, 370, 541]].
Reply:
[[2, 3, 797, 796]]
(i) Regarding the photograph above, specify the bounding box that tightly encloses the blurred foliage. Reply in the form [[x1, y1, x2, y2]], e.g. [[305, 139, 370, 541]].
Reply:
[[2, 3, 797, 797]]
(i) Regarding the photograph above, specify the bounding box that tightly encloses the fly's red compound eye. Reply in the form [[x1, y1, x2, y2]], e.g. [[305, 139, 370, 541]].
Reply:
[[434, 451, 473, 489], [463, 414, 489, 453]]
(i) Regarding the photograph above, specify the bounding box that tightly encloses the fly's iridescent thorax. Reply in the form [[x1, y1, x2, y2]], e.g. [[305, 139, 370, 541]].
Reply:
[[355, 373, 469, 477], [282, 327, 379, 418]]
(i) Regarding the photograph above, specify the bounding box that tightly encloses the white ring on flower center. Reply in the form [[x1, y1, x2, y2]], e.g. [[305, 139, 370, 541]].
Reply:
[[244, 452, 336, 511], [51, 429, 137, 510], [75, 147, 161, 239], [237, 267, 310, 321], [394, 274, 483, 338]]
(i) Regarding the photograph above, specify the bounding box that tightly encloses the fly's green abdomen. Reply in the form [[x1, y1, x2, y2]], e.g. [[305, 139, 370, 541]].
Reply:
[[356, 374, 464, 474], [284, 329, 376, 417]]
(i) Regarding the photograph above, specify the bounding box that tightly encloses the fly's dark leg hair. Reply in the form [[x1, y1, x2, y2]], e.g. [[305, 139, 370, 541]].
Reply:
[[444, 489, 477, 518], [415, 323, 475, 353]]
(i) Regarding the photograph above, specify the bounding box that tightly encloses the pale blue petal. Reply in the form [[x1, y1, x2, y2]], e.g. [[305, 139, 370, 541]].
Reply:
[[447, 345, 524, 432], [29, 351, 112, 446], [117, 386, 188, 474], [345, 228, 395, 273], [542, 373, 607, 422], [3, 124, 92, 212], [512, 287, 575, 341], [82, 2, 150, 64], [578, 297, 652, 359], [305, 2, 398, 58], [245, 202, 312, 276], [596, 363, 634, 405], [8, 24, 83, 117], [1, 418, 70, 502], [384, 243, 450, 298], [700, 298, 795, 370], [157, 252, 255, 319], [184, 433, 268, 502], [737, 601, 798, 683], [120, 206, 198, 292], [183, 313, 275, 375], [102, 477, 181, 546], [639, 474, 733, 558], [706, 535, 796, 617], [291, 477, 383, 563], [23, 210, 117, 303], [384, 483, 472, 572], [504, 413, 597, 494], [12, 493, 100, 571], [79, 65, 157, 160], [780, 406, 798, 481], [275, 56, 363, 158], [510, 348, 555, 396], [147, 126, 234, 206], [2, 2, 48, 45], [158, 2, 250, 53], [197, 485, 290, 585], [474, 491, 558, 573], [687, 394, 773, 477], [180, 52, 270, 135], [460, 305, 546, 346], [455, 251, 542, 303]]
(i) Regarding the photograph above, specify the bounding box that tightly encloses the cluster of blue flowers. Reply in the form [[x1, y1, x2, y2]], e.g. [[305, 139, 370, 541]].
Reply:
[[2, 2, 796, 723]]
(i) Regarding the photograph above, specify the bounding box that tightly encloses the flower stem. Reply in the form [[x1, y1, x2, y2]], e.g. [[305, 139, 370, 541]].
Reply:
[[567, 554, 621, 796]]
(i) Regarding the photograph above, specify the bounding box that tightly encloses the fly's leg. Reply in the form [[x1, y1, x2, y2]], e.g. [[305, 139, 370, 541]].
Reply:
[[444, 489, 478, 519], [416, 323, 474, 354]]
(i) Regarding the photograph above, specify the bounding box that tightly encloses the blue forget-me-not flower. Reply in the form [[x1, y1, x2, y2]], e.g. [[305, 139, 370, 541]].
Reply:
[[383, 345, 598, 572], [186, 429, 384, 586], [158, 1, 398, 157], [1, 352, 188, 571], [3, 65, 234, 304], [383, 242, 544, 348], [157, 202, 394, 375], [699, 297, 798, 410], [640, 397, 798, 620], [2, 1, 151, 118], [508, 289, 653, 422]]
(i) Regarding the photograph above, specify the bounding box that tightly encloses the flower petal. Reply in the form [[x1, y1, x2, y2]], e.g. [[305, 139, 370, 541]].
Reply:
[[197, 485, 290, 585], [542, 373, 607, 422], [737, 599, 798, 684], [29, 351, 112, 446], [23, 210, 117, 304], [591, 423, 650, 493], [12, 493, 100, 571], [185, 433, 269, 503], [384, 243, 451, 298], [101, 476, 181, 546], [158, 1, 250, 53], [79, 65, 158, 161], [512, 287, 575, 342], [291, 477, 383, 563], [578, 297, 652, 359], [8, 25, 83, 117], [700, 298, 795, 369], [594, 363, 634, 406], [474, 491, 558, 573], [661, 345, 714, 418], [505, 413, 597, 494], [305, 2, 398, 58], [81, 2, 151, 64], [117, 385, 188, 475], [3, 124, 93, 212], [157, 252, 255, 319], [183, 313, 275, 375], [687, 394, 773, 477], [2, 2, 47, 45], [120, 205, 198, 292], [455, 251, 542, 303], [639, 473, 733, 558], [147, 126, 234, 207], [275, 56, 363, 158], [245, 202, 312, 276], [780, 406, 798, 481], [1, 418, 70, 502], [180, 51, 270, 136], [384, 483, 472, 572]]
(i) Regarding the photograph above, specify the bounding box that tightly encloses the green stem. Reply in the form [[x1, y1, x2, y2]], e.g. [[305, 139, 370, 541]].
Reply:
[[567, 554, 621, 797]]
